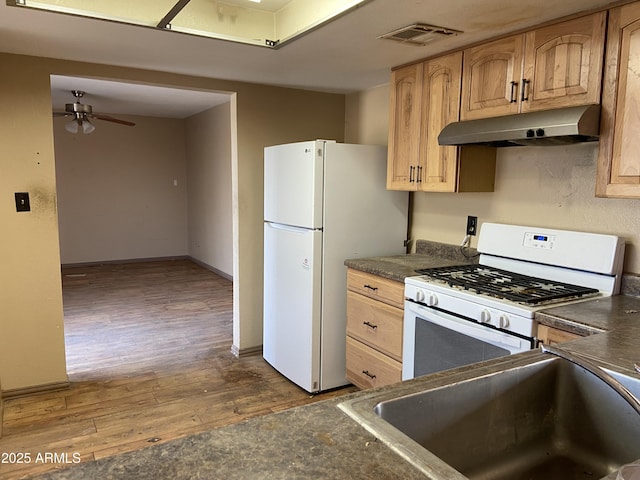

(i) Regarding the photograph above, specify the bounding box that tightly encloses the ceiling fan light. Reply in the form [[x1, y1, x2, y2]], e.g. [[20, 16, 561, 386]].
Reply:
[[65, 119, 80, 134], [82, 118, 96, 134]]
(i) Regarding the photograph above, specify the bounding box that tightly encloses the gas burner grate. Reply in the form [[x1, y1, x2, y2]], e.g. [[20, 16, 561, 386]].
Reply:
[[415, 265, 599, 305]]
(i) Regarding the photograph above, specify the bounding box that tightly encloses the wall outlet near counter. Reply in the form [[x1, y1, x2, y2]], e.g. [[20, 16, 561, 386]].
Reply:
[[466, 216, 478, 236]]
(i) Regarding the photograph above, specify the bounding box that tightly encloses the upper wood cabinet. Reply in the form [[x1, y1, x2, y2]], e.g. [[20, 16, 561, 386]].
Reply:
[[387, 52, 496, 192], [596, 2, 640, 198], [523, 13, 605, 111], [461, 35, 524, 120], [461, 12, 606, 120], [387, 62, 422, 190]]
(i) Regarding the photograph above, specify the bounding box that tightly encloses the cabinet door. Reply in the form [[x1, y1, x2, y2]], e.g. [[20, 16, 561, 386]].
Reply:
[[461, 35, 524, 120], [522, 12, 606, 112], [387, 63, 423, 190], [597, 2, 640, 198], [419, 52, 462, 192], [537, 324, 581, 345]]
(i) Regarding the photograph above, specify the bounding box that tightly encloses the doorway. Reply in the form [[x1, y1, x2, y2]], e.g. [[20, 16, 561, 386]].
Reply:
[[51, 75, 235, 376]]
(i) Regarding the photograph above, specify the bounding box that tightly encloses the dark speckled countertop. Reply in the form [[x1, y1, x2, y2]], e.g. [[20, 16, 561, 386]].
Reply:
[[27, 243, 640, 480], [344, 254, 461, 283], [536, 295, 640, 337], [29, 399, 428, 480], [343, 240, 478, 283]]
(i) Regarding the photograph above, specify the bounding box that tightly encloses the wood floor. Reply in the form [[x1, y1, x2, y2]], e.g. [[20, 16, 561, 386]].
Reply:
[[0, 260, 357, 479]]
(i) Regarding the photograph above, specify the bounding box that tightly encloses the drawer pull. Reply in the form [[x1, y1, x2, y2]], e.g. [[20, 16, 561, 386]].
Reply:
[[363, 321, 378, 330], [363, 284, 378, 292], [362, 370, 377, 380]]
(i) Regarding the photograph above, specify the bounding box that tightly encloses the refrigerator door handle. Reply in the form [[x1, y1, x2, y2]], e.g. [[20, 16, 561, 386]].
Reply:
[[265, 222, 318, 234]]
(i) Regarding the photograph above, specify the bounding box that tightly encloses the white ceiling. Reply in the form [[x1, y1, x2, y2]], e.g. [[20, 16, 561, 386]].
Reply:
[[1, 0, 620, 118]]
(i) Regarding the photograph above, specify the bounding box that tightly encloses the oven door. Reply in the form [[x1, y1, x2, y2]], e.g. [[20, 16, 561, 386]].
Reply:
[[402, 300, 534, 381]]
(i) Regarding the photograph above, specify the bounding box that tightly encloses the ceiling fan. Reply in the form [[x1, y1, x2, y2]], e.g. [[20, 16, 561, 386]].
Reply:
[[53, 90, 136, 134]]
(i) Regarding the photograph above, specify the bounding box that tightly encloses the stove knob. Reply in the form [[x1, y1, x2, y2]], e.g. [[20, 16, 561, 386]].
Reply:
[[415, 289, 426, 303], [499, 314, 510, 329], [427, 294, 438, 307], [480, 309, 491, 324]]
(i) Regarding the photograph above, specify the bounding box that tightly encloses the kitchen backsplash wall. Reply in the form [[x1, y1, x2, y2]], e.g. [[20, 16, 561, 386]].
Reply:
[[345, 84, 640, 275], [622, 275, 640, 297], [415, 240, 477, 264]]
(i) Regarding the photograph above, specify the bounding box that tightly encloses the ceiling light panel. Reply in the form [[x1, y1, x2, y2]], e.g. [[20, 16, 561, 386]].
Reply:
[[9, 0, 370, 48], [171, 0, 275, 46], [12, 0, 176, 26]]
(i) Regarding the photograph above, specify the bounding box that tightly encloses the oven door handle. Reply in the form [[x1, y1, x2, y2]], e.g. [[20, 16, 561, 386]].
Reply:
[[408, 303, 524, 348]]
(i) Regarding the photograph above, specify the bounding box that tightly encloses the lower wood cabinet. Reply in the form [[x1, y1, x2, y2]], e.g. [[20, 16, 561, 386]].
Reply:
[[346, 336, 402, 390], [345, 269, 404, 390], [537, 324, 582, 345]]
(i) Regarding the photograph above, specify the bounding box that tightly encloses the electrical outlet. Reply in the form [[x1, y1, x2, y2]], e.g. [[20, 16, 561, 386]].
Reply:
[[466, 216, 477, 236]]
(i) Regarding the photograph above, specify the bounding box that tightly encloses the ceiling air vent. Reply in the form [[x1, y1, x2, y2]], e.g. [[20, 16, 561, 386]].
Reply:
[[379, 23, 462, 46]]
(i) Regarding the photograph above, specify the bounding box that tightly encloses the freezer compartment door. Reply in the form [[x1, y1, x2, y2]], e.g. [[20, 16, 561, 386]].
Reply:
[[263, 222, 323, 392], [264, 141, 324, 229]]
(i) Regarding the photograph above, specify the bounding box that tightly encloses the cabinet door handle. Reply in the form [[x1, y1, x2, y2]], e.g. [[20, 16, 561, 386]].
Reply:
[[363, 284, 378, 292], [521, 79, 530, 102], [409, 165, 415, 183], [510, 81, 518, 103], [363, 321, 378, 330], [362, 370, 377, 380], [417, 165, 423, 183]]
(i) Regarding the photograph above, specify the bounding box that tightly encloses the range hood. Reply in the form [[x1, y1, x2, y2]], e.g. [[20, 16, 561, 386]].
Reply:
[[438, 104, 600, 147]]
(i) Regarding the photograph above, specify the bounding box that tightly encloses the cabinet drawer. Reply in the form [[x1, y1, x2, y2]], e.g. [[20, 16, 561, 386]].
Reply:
[[346, 336, 402, 390], [347, 291, 403, 361], [347, 269, 404, 309]]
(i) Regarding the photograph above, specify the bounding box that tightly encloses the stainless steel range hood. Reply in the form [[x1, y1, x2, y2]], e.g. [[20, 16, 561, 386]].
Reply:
[[438, 104, 600, 147]]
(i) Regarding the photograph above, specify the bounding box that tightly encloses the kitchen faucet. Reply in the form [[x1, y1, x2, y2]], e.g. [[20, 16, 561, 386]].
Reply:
[[541, 344, 640, 415]]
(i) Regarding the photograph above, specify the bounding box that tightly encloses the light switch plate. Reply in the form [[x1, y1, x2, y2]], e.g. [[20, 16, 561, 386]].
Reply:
[[15, 192, 30, 212]]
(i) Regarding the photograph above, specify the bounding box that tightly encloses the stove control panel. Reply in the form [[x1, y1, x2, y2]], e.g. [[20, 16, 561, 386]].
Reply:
[[523, 232, 556, 250], [478, 222, 624, 277]]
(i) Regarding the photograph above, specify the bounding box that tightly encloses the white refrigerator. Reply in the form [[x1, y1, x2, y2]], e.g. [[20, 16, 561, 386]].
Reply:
[[263, 140, 408, 393]]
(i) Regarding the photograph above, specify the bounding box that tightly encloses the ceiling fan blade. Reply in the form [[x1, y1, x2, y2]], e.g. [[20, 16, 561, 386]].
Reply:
[[92, 114, 136, 126], [53, 111, 71, 117]]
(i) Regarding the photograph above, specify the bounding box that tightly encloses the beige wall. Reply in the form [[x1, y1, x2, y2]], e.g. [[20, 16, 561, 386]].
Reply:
[[0, 51, 344, 391], [345, 84, 389, 146], [186, 102, 234, 277], [230, 85, 345, 352], [345, 84, 640, 274], [54, 115, 189, 264], [0, 59, 67, 391]]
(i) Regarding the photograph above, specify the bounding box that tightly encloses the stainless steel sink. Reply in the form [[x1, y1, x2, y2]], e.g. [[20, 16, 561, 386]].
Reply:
[[339, 352, 640, 480]]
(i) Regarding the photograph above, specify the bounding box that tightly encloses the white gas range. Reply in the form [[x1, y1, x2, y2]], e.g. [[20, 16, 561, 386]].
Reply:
[[403, 223, 626, 380]]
